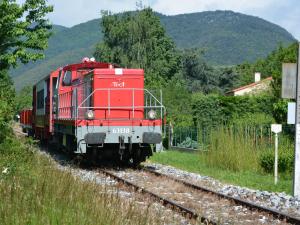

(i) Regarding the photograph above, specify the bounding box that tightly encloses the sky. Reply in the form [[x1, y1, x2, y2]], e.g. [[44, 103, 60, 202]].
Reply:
[[17, 0, 300, 40]]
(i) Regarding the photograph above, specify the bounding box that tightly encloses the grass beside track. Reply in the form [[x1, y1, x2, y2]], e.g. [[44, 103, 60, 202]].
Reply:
[[0, 135, 167, 225], [149, 150, 293, 194]]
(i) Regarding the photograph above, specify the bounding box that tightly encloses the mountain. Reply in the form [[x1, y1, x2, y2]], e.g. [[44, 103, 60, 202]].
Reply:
[[159, 11, 296, 65], [11, 21, 102, 89], [11, 10, 296, 90]]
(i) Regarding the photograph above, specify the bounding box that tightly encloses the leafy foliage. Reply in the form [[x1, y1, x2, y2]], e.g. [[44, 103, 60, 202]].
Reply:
[[0, 0, 52, 139], [181, 49, 240, 93], [15, 86, 32, 113], [0, 0, 53, 70], [236, 43, 298, 94], [162, 76, 193, 127], [181, 49, 217, 93], [94, 8, 181, 87], [0, 70, 15, 141], [259, 138, 294, 174], [191, 93, 276, 127]]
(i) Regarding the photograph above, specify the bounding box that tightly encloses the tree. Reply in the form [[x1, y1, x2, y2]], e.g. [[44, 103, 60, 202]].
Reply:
[[0, 0, 53, 70], [163, 75, 193, 127], [235, 42, 298, 97], [217, 67, 240, 93], [94, 8, 181, 87], [15, 86, 32, 113], [0, 0, 52, 140], [181, 48, 218, 93], [181, 49, 239, 94], [0, 70, 15, 140]]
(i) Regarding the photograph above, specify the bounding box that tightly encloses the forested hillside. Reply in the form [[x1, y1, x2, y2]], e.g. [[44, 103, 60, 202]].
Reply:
[[160, 11, 295, 64], [11, 10, 295, 91]]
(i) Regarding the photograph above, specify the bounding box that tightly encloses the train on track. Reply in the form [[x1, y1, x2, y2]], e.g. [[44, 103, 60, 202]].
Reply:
[[20, 58, 165, 166]]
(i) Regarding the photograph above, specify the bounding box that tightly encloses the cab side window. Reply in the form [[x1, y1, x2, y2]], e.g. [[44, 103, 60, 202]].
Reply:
[[62, 71, 72, 86], [37, 90, 44, 109]]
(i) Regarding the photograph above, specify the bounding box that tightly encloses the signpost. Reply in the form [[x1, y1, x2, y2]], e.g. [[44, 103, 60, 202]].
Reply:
[[282, 43, 300, 196], [294, 43, 300, 197], [271, 124, 282, 185]]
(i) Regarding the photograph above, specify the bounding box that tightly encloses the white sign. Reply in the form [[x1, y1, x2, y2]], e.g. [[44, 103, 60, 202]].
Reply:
[[271, 124, 282, 134], [288, 102, 296, 124], [282, 63, 297, 99], [115, 68, 123, 75]]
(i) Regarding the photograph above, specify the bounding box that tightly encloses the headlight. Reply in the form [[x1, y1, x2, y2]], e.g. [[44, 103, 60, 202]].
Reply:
[[148, 109, 157, 120], [85, 110, 94, 120]]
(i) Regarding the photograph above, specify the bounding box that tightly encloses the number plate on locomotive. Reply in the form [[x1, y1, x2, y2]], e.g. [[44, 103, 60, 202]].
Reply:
[[112, 128, 130, 134]]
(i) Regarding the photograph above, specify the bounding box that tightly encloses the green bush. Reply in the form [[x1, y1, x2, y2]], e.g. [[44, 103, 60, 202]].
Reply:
[[191, 93, 276, 128], [259, 148, 294, 173]]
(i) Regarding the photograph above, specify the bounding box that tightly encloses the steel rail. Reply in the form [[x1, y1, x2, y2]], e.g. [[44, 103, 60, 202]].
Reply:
[[143, 167, 300, 225], [99, 169, 217, 225]]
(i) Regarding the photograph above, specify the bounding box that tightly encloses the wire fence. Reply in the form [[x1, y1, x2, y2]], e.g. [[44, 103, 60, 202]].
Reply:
[[170, 124, 294, 150]]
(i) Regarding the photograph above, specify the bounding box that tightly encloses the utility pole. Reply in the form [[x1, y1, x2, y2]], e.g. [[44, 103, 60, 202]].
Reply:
[[294, 42, 300, 197]]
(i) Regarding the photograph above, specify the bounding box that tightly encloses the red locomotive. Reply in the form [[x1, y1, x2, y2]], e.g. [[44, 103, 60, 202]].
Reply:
[[20, 58, 165, 165]]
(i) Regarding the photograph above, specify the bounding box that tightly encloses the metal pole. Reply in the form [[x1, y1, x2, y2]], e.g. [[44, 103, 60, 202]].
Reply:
[[275, 133, 278, 185], [294, 42, 300, 197]]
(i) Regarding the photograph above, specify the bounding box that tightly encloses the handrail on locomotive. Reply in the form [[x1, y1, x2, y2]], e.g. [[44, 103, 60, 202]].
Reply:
[[57, 88, 165, 122], [79, 88, 165, 120]]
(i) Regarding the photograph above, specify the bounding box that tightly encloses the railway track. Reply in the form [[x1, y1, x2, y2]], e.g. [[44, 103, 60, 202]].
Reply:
[[100, 169, 214, 225], [143, 167, 300, 225], [101, 168, 300, 225]]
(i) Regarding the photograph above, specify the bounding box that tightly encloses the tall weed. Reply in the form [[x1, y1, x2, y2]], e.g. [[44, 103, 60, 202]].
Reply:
[[202, 125, 294, 174], [204, 126, 262, 172], [0, 136, 168, 225]]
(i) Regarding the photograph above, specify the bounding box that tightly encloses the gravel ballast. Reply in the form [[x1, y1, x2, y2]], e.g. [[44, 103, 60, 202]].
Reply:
[[145, 162, 300, 218], [37, 148, 191, 225]]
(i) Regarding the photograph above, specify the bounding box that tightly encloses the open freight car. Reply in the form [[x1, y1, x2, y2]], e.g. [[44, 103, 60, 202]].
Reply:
[[24, 58, 165, 165], [20, 109, 32, 135]]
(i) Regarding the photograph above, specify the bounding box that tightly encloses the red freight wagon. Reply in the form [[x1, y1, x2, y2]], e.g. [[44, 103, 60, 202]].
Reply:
[[20, 109, 32, 133], [28, 58, 165, 166]]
